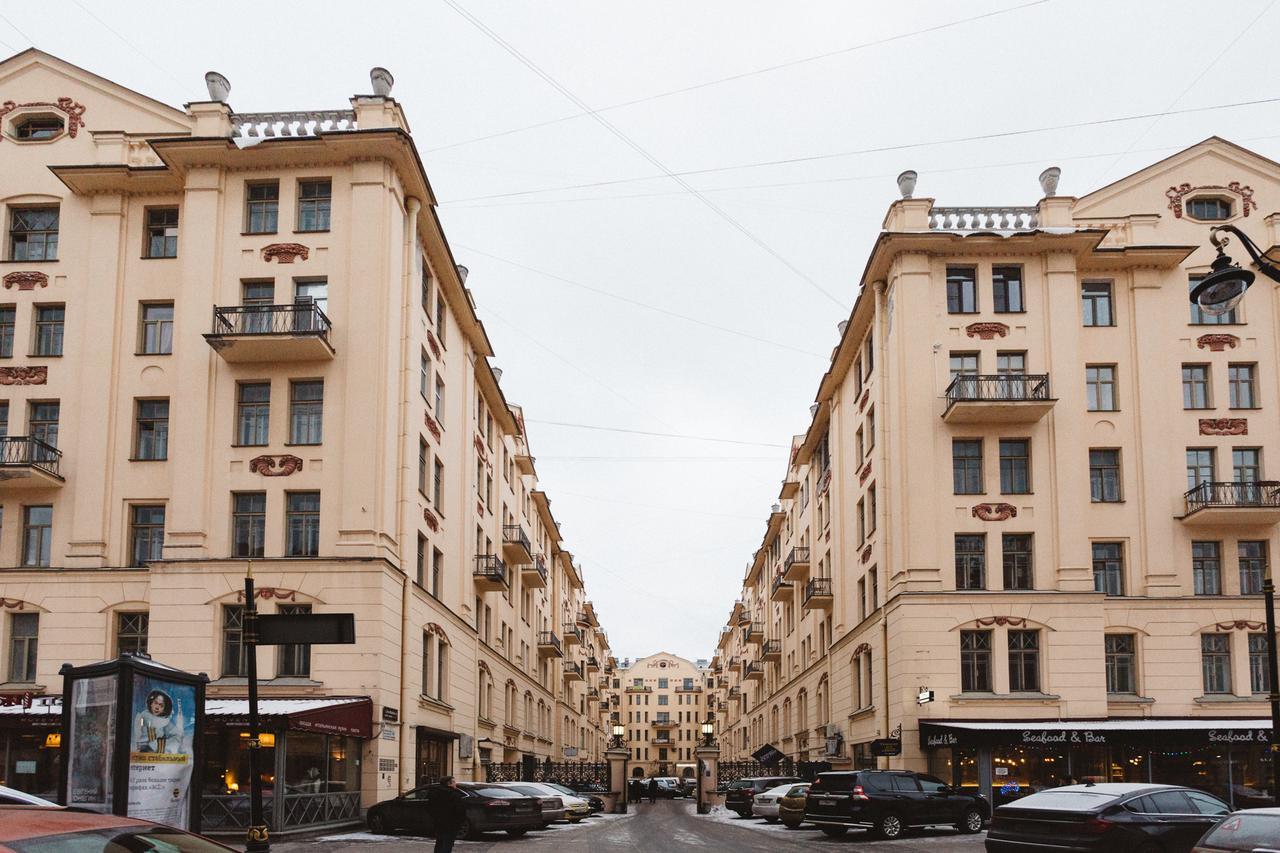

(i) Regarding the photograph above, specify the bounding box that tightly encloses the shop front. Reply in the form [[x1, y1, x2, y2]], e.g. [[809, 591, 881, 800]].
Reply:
[[200, 697, 372, 834], [921, 719, 1273, 810], [414, 725, 455, 786], [0, 696, 61, 801]]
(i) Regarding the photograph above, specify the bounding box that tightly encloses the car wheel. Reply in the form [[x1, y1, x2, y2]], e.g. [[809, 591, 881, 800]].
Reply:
[[459, 817, 477, 840], [765, 817, 778, 824], [820, 826, 848, 837], [957, 807, 984, 834], [506, 829, 527, 838], [366, 812, 389, 834], [875, 812, 905, 839]]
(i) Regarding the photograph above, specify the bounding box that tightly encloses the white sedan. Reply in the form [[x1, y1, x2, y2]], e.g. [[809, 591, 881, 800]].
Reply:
[[752, 781, 804, 822], [0, 785, 57, 806]]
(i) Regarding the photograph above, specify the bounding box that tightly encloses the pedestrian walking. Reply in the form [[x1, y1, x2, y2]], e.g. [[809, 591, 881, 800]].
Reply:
[[428, 776, 466, 853], [647, 777, 658, 804]]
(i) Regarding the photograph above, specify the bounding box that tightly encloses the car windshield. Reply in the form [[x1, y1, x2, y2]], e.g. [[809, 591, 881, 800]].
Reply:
[[469, 786, 523, 798], [727, 780, 754, 790], [5, 827, 231, 853], [810, 774, 858, 792], [545, 784, 577, 796], [1200, 813, 1280, 848], [1002, 791, 1119, 811]]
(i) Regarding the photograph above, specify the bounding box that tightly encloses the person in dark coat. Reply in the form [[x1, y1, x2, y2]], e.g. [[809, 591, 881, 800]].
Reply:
[[647, 777, 658, 804], [428, 776, 466, 853]]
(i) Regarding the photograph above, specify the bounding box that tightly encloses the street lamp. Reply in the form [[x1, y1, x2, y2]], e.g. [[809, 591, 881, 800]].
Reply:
[[610, 722, 625, 750], [701, 717, 716, 748], [1194, 225, 1280, 805]]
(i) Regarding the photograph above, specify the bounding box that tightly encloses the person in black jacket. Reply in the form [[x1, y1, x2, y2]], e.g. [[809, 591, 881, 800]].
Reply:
[[428, 777, 466, 853], [647, 777, 658, 804]]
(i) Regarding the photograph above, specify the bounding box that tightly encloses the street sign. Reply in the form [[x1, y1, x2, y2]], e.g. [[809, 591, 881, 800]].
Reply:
[[256, 613, 355, 645], [917, 689, 934, 705], [382, 706, 399, 723], [870, 738, 902, 757], [752, 744, 786, 765]]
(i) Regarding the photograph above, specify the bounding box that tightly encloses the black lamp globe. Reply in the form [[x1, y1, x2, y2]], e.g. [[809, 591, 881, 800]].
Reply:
[[1191, 241, 1254, 316]]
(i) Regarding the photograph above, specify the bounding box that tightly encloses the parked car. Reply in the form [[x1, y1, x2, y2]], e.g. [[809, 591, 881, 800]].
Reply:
[[680, 777, 697, 798], [778, 783, 812, 828], [490, 782, 567, 825], [726, 776, 803, 818], [1194, 807, 1280, 852], [985, 783, 1230, 853], [540, 782, 594, 820], [0, 806, 235, 851], [366, 782, 543, 839], [653, 777, 687, 799], [806, 770, 988, 839], [754, 782, 809, 823], [0, 786, 57, 807]]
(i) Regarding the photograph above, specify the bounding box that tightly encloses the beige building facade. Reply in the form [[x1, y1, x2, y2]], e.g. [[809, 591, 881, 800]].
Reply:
[[0, 50, 613, 832], [711, 138, 1280, 810], [610, 652, 711, 779]]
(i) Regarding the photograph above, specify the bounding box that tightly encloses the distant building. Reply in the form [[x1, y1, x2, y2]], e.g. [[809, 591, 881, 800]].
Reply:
[[607, 652, 712, 778]]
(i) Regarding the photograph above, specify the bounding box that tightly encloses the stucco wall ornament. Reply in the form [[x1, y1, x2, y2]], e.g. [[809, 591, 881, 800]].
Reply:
[[859, 461, 872, 484], [0, 366, 47, 386], [1199, 418, 1248, 436], [858, 389, 870, 410], [261, 243, 310, 264], [0, 97, 87, 138], [860, 545, 872, 564], [976, 616, 1026, 627], [965, 322, 1009, 340], [1216, 620, 1267, 632], [852, 643, 871, 656], [1166, 181, 1257, 219], [2, 272, 48, 291], [424, 413, 442, 441], [0, 597, 26, 610], [971, 502, 1018, 521], [423, 508, 440, 532], [427, 332, 442, 359], [236, 587, 298, 603], [1196, 333, 1240, 352], [248, 454, 303, 476]]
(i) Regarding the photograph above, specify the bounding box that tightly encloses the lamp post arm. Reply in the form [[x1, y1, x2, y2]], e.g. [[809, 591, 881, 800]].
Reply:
[[1211, 225, 1280, 284]]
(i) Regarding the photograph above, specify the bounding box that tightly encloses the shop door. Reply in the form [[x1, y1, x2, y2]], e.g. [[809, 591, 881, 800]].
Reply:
[[416, 732, 451, 786]]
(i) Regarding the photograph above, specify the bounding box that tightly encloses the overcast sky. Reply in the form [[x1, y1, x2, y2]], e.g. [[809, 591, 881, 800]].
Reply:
[[8, 0, 1280, 661]]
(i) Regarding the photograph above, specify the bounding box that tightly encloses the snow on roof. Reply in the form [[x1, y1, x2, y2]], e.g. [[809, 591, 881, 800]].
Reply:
[[205, 697, 367, 716]]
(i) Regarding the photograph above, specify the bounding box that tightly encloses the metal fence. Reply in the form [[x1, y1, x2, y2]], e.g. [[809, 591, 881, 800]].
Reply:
[[1186, 480, 1280, 512], [200, 791, 361, 832], [944, 373, 1051, 404], [211, 303, 332, 339], [716, 759, 832, 788], [0, 435, 61, 478], [484, 759, 610, 792]]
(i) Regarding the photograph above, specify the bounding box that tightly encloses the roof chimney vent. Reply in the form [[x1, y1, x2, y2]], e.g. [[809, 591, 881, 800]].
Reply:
[[204, 71, 230, 102], [771, 503, 782, 513], [896, 170, 918, 199], [837, 320, 849, 336], [370, 67, 394, 97], [492, 367, 503, 383], [456, 264, 469, 284]]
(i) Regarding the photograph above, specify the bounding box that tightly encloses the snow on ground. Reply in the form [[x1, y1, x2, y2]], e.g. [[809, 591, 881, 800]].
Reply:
[[701, 805, 820, 834], [318, 811, 634, 844]]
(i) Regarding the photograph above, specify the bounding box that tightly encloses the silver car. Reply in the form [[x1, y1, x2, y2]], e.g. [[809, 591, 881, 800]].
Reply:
[[491, 782, 566, 825]]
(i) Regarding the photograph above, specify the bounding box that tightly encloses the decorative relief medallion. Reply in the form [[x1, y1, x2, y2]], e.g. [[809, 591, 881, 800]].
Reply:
[[248, 454, 304, 476], [1199, 418, 1247, 436], [260, 242, 310, 264], [976, 616, 1026, 627], [858, 389, 870, 410], [474, 434, 487, 460], [0, 366, 47, 386], [1196, 333, 1240, 352], [859, 461, 872, 484], [0, 597, 27, 610], [2, 271, 48, 291], [236, 587, 298, 603], [965, 322, 1009, 340], [427, 332, 442, 359], [423, 508, 440, 532], [476, 500, 486, 517], [1216, 619, 1267, 632], [860, 545, 872, 564], [424, 413, 442, 441], [0, 97, 87, 138], [971, 502, 1018, 521], [1166, 181, 1257, 219]]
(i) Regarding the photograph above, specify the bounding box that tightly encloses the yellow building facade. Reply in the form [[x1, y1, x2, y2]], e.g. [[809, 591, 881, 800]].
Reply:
[[611, 652, 711, 780]]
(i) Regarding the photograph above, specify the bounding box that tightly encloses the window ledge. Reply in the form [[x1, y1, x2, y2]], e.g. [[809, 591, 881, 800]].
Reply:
[[1106, 694, 1155, 705], [477, 715, 497, 729], [209, 677, 248, 686], [266, 677, 322, 686], [293, 230, 330, 235], [1194, 694, 1269, 704], [847, 705, 876, 722], [0, 259, 58, 265], [133, 352, 173, 357], [950, 691, 1061, 703], [0, 681, 44, 692], [128, 457, 168, 463], [282, 443, 322, 448], [417, 694, 454, 713], [241, 232, 279, 237], [139, 256, 178, 261]]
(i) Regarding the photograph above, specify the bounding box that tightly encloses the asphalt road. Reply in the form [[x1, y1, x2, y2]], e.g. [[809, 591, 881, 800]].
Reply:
[[273, 799, 988, 852]]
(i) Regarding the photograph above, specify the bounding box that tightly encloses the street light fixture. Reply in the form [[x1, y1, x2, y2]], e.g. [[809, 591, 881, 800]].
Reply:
[[610, 721, 625, 749], [700, 717, 715, 748]]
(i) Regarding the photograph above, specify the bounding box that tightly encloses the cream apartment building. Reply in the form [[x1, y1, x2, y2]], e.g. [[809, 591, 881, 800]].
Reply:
[[0, 49, 612, 833], [611, 652, 711, 779], [711, 138, 1280, 811]]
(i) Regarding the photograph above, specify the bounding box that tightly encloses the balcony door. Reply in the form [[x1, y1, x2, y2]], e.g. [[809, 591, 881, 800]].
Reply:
[[996, 352, 1027, 400], [1233, 448, 1263, 505], [294, 280, 328, 332], [242, 281, 274, 334]]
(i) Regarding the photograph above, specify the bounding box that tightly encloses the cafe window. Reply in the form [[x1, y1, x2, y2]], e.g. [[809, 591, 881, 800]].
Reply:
[[1201, 634, 1232, 694], [116, 612, 149, 657], [955, 534, 985, 590], [960, 630, 991, 693], [1105, 633, 1136, 694], [276, 603, 311, 677], [1007, 630, 1040, 692]]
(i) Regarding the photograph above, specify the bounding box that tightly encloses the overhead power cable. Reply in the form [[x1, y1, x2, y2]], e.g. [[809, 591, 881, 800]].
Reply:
[[0, 10, 34, 46], [425, 0, 1051, 153], [441, 0, 846, 309], [523, 418, 788, 449], [68, 0, 185, 90]]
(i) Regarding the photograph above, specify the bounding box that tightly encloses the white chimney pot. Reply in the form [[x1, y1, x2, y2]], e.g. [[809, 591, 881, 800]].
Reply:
[[204, 71, 230, 102], [370, 67, 395, 97], [896, 170, 918, 199]]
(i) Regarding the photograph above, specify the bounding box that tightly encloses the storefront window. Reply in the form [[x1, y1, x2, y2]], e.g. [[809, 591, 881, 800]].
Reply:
[[2, 729, 60, 800], [202, 728, 277, 797], [1227, 743, 1275, 809], [1107, 744, 1148, 783], [1072, 744, 1107, 783], [285, 732, 327, 794], [992, 744, 1069, 806], [1152, 745, 1230, 803]]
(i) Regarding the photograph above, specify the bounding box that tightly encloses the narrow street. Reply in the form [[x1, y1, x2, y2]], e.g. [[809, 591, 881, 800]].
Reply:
[[278, 799, 987, 852]]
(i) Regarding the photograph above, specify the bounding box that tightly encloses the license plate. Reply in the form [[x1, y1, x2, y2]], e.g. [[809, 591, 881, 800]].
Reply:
[[820, 799, 836, 806]]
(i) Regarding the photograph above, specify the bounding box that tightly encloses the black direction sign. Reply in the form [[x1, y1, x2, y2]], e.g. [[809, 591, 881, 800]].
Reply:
[[256, 613, 355, 646]]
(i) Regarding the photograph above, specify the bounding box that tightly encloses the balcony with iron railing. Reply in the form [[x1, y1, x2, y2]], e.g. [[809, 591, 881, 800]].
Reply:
[[1183, 481, 1280, 526], [652, 718, 678, 730], [522, 555, 548, 589], [624, 684, 652, 694], [562, 661, 584, 682], [562, 626, 584, 646], [502, 525, 533, 565], [741, 621, 764, 645], [942, 374, 1055, 424], [205, 303, 335, 363], [536, 630, 563, 658], [770, 573, 794, 602], [584, 656, 600, 673], [761, 639, 782, 663], [675, 682, 703, 693], [742, 661, 763, 682], [473, 555, 508, 592], [652, 735, 673, 746], [803, 577, 834, 611], [575, 611, 593, 628], [782, 547, 810, 581], [0, 436, 64, 487]]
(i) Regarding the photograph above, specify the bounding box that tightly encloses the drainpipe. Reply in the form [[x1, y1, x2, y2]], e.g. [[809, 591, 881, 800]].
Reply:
[[873, 279, 894, 765], [397, 197, 422, 794]]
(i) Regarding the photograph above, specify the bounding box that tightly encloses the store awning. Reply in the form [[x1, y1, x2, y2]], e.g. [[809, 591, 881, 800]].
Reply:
[[205, 697, 373, 738], [0, 696, 61, 728], [920, 719, 1272, 750]]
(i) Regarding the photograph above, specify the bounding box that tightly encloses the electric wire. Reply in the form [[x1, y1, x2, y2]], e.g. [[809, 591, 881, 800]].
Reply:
[[523, 418, 788, 449], [0, 10, 34, 46], [68, 0, 185, 90]]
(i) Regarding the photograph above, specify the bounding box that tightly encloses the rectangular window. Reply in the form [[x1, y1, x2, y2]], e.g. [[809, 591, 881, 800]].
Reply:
[[949, 352, 979, 382], [245, 182, 279, 234], [1187, 448, 1216, 492], [277, 603, 312, 677], [288, 380, 323, 445], [1081, 282, 1113, 326], [1201, 634, 1232, 694], [222, 605, 246, 677], [1240, 540, 1267, 595], [145, 208, 178, 258], [1192, 541, 1222, 595], [946, 266, 978, 313], [955, 534, 985, 590], [1002, 533, 1033, 590], [435, 293, 446, 345], [421, 259, 432, 313], [21, 505, 51, 567], [1008, 630, 1040, 692], [1089, 449, 1122, 502], [418, 438, 429, 495], [1249, 634, 1270, 694], [116, 612, 149, 657], [1228, 363, 1257, 408], [1182, 364, 1211, 409], [1191, 275, 1237, 325], [33, 305, 64, 356], [415, 533, 427, 586], [1105, 634, 1136, 694], [232, 492, 266, 558], [1085, 365, 1117, 411], [134, 399, 169, 460], [999, 439, 1031, 494], [432, 547, 443, 598], [296, 179, 331, 232], [285, 492, 320, 557], [960, 630, 991, 693], [1092, 541, 1124, 596], [0, 401, 7, 438], [420, 350, 431, 400], [8, 613, 37, 682], [0, 305, 14, 358], [433, 458, 444, 508], [129, 505, 165, 566], [29, 401, 58, 449], [139, 303, 174, 355], [1234, 448, 1262, 485], [236, 383, 270, 446], [434, 377, 445, 419], [992, 266, 1024, 313], [9, 207, 58, 261]]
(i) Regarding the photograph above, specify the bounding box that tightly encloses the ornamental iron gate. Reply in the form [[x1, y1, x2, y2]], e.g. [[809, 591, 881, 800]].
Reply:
[[716, 759, 832, 789], [484, 759, 610, 792]]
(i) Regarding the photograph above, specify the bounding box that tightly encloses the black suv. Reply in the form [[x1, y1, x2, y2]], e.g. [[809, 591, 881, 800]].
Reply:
[[804, 770, 988, 838], [725, 776, 803, 818]]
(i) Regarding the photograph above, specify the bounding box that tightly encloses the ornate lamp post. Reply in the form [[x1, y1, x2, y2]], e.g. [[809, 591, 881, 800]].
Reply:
[[610, 721, 626, 749], [1191, 224, 1280, 804], [700, 717, 716, 748]]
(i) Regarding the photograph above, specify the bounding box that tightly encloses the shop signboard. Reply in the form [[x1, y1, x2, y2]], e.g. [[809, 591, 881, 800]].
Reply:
[[919, 720, 1273, 750], [870, 738, 902, 757]]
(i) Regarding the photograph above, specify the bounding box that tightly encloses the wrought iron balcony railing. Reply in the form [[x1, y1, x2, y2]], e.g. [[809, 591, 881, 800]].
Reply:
[[944, 373, 1051, 404], [473, 554, 507, 586], [804, 577, 833, 604], [784, 547, 810, 573], [502, 524, 532, 552], [1186, 481, 1280, 513], [0, 436, 62, 478], [211, 303, 332, 340]]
